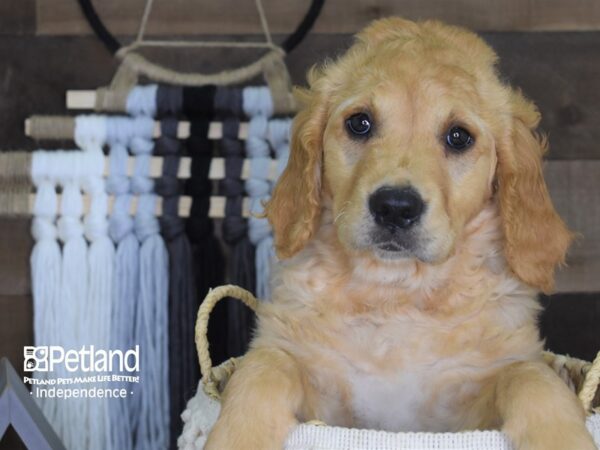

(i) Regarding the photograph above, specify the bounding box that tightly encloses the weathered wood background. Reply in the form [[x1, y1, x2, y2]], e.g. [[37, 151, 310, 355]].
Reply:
[[1, 0, 600, 446]]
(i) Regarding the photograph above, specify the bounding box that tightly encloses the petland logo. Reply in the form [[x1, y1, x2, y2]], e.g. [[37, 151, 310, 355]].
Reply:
[[24, 345, 140, 373]]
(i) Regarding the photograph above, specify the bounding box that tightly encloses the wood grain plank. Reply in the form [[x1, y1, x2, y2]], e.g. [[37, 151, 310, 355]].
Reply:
[[0, 219, 32, 296], [36, 0, 600, 36], [545, 161, 600, 293], [0, 295, 33, 379], [0, 0, 35, 35], [0, 36, 119, 152], [487, 32, 600, 160], [540, 293, 600, 362]]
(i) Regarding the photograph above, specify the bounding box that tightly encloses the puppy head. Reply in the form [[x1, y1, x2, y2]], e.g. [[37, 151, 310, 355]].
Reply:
[[266, 17, 571, 293]]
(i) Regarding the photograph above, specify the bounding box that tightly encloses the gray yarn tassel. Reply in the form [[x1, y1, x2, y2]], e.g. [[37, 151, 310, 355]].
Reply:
[[155, 122, 199, 449], [107, 137, 138, 450], [220, 118, 256, 355]]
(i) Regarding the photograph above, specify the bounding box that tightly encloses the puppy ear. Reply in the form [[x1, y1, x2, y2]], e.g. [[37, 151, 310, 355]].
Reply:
[[265, 81, 328, 259], [497, 91, 572, 293]]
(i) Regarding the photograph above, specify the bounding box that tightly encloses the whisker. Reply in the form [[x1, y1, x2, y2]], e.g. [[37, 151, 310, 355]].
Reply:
[[333, 201, 352, 224], [334, 211, 347, 224]]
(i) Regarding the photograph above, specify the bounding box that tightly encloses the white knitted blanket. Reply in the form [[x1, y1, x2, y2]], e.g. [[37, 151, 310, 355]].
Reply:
[[178, 384, 600, 450]]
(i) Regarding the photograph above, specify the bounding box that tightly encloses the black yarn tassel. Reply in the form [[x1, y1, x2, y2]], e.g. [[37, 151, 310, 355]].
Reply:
[[220, 118, 256, 357], [183, 86, 217, 118], [214, 86, 244, 118], [185, 120, 228, 366], [156, 85, 183, 118], [156, 122, 199, 450]]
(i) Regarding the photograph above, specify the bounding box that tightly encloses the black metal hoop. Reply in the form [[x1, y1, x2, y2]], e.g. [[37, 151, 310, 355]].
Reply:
[[77, 0, 325, 56]]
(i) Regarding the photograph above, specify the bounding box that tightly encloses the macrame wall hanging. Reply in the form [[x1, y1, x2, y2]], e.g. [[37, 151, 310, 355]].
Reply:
[[16, 0, 324, 448]]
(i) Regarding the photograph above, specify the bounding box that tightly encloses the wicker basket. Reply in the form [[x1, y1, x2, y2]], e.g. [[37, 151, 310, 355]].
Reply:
[[177, 285, 600, 450]]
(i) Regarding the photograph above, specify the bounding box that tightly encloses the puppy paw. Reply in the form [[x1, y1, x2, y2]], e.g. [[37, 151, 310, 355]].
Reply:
[[506, 421, 598, 450], [205, 419, 291, 450]]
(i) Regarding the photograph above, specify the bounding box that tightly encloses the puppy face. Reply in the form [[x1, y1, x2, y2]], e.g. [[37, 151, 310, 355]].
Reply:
[[266, 18, 571, 293], [322, 52, 498, 263]]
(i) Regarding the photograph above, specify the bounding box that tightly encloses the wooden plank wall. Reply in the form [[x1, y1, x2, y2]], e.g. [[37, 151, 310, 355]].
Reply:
[[0, 2, 599, 446], [35, 0, 600, 34]]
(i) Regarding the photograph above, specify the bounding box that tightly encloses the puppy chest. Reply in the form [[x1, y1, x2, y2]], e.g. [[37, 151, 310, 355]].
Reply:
[[343, 364, 480, 432], [308, 320, 492, 432]]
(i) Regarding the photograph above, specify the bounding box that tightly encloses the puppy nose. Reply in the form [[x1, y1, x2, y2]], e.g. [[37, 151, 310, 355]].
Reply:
[[369, 186, 424, 230]]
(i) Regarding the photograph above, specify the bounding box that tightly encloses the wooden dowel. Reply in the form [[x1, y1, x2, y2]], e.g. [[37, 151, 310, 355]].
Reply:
[[25, 116, 250, 140], [66, 90, 96, 109], [28, 194, 256, 219], [119, 156, 278, 180], [19, 154, 278, 180]]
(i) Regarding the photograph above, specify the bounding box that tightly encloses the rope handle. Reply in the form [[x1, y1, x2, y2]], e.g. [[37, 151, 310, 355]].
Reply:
[[579, 350, 600, 412], [195, 285, 259, 397]]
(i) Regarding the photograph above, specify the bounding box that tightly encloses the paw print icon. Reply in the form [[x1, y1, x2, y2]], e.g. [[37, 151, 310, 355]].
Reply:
[[23, 346, 49, 372]]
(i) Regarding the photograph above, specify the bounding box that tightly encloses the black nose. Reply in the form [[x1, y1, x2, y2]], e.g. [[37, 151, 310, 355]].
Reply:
[[368, 186, 424, 230]]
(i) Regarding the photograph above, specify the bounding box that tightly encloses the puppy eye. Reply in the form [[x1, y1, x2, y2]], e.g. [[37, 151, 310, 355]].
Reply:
[[446, 126, 474, 151], [346, 113, 372, 137]]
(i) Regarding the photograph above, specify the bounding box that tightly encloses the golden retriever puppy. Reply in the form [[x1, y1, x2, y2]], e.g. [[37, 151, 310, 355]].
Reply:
[[205, 17, 597, 450]]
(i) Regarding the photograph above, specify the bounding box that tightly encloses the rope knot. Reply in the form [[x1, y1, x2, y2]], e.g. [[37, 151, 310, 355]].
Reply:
[[126, 84, 158, 117], [248, 216, 272, 244], [74, 115, 108, 151], [160, 215, 185, 240], [58, 216, 85, 242], [246, 117, 270, 157], [134, 194, 160, 241], [84, 213, 110, 242], [32, 217, 58, 241], [267, 119, 291, 148], [243, 86, 274, 117]]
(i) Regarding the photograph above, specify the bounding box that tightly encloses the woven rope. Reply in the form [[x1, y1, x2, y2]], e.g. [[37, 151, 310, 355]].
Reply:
[[28, 116, 75, 140], [115, 49, 286, 87], [95, 49, 297, 114], [110, 0, 290, 93], [263, 54, 297, 114], [115, 0, 282, 86], [95, 87, 129, 112], [0, 152, 32, 215], [94, 62, 139, 112], [195, 285, 258, 399], [89, 0, 295, 112], [580, 350, 600, 412]]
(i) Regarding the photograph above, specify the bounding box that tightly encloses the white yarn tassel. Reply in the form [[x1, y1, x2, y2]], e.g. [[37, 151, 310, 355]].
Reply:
[[30, 151, 61, 428], [268, 119, 291, 177], [75, 115, 108, 151], [245, 116, 275, 300], [84, 176, 115, 450], [110, 196, 138, 450], [74, 115, 111, 450], [107, 121, 138, 450], [126, 84, 158, 117], [243, 117, 292, 300], [177, 380, 220, 450], [57, 162, 88, 450], [131, 136, 170, 450], [242, 86, 274, 118]]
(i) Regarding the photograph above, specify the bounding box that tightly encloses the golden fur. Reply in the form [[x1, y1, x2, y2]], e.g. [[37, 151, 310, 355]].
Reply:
[[205, 18, 595, 450]]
